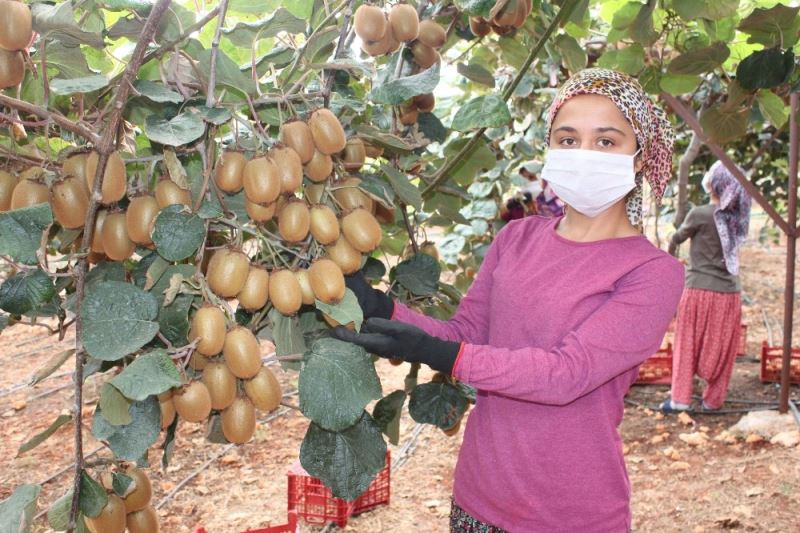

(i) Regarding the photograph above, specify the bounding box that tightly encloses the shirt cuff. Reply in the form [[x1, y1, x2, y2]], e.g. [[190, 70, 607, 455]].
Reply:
[[451, 342, 468, 376]]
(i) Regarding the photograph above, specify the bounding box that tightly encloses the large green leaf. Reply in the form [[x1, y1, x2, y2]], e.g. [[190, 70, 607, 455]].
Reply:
[[144, 113, 206, 147], [668, 42, 730, 75], [133, 80, 182, 104], [456, 62, 495, 87], [738, 4, 800, 47], [417, 112, 448, 144], [98, 382, 133, 426], [158, 293, 193, 347], [81, 281, 159, 361], [395, 253, 441, 297], [222, 8, 305, 47], [315, 289, 363, 331], [672, 0, 738, 21], [0, 204, 53, 265], [699, 105, 748, 144], [91, 396, 161, 461], [442, 136, 496, 185], [79, 472, 107, 519], [629, 2, 658, 45], [110, 350, 182, 401], [151, 204, 205, 261], [381, 165, 422, 210], [0, 484, 41, 533], [50, 75, 109, 95], [354, 125, 414, 153], [31, 2, 104, 48], [372, 390, 406, 445], [46, 490, 72, 531], [299, 338, 382, 431], [756, 90, 788, 128], [736, 49, 794, 91], [408, 381, 469, 429], [451, 95, 511, 131], [0, 270, 55, 316], [196, 48, 257, 96], [659, 73, 700, 95], [554, 34, 588, 73], [17, 414, 72, 456], [299, 412, 387, 501], [369, 63, 441, 105]]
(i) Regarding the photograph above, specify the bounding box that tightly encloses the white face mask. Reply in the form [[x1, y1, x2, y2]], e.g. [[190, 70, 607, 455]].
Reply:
[[540, 148, 638, 218]]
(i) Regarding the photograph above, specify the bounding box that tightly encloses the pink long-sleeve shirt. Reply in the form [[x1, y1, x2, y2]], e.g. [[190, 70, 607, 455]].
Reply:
[[393, 215, 684, 532]]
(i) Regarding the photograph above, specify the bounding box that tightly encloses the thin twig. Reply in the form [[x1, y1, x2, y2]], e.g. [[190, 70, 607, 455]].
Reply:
[[323, 0, 356, 106], [0, 95, 99, 143]]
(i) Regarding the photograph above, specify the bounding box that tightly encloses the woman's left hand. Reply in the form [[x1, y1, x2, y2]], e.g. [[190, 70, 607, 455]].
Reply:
[[330, 318, 462, 375]]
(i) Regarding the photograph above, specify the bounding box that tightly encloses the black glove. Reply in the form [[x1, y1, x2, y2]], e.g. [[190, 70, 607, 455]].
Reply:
[[344, 271, 394, 320], [331, 317, 462, 375]]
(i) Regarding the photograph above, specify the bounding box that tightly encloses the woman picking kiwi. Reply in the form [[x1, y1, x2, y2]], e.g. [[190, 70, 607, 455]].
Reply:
[[332, 69, 684, 532]]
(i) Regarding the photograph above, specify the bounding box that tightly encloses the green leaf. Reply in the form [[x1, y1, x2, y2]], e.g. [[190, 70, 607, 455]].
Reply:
[[756, 90, 789, 128], [629, 3, 658, 46], [41, 45, 93, 79], [395, 253, 441, 297], [46, 490, 71, 531], [668, 42, 730, 75], [408, 381, 468, 429], [456, 62, 495, 87], [554, 34, 587, 73], [451, 95, 511, 131], [17, 414, 72, 456], [98, 383, 132, 426], [193, 105, 233, 126], [133, 80, 182, 104], [738, 4, 800, 47], [460, 199, 498, 220], [30, 2, 104, 48], [0, 484, 40, 533], [269, 308, 305, 370], [372, 390, 406, 445], [196, 48, 257, 96], [315, 289, 363, 331], [304, 26, 340, 63], [673, 0, 738, 21], [354, 125, 414, 154], [81, 281, 159, 361], [736, 49, 794, 91], [299, 412, 387, 501], [110, 350, 182, 401], [699, 105, 748, 144], [362, 257, 386, 282], [151, 204, 205, 262], [91, 396, 161, 461], [0, 270, 55, 315], [454, 0, 495, 18], [50, 75, 108, 95], [659, 73, 701, 95], [79, 472, 107, 519], [299, 338, 382, 431], [417, 112, 448, 144], [611, 1, 641, 30], [442, 136, 496, 185], [369, 63, 441, 105], [0, 203, 53, 265], [285, 0, 313, 20], [223, 8, 305, 47], [381, 165, 422, 210], [598, 44, 646, 75], [111, 473, 134, 498], [158, 293, 193, 347], [144, 113, 206, 147]]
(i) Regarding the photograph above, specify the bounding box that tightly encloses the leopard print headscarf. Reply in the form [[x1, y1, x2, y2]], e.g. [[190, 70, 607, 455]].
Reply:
[[544, 68, 675, 228]]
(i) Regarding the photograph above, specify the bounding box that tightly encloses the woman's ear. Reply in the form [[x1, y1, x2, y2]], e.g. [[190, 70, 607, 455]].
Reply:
[[634, 156, 644, 174]]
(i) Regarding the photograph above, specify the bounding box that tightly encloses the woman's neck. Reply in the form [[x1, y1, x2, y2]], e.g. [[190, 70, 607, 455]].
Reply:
[[556, 203, 639, 242]]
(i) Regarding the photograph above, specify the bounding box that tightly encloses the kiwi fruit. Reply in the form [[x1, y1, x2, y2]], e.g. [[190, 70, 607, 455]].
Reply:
[[126, 505, 160, 533], [154, 179, 191, 209], [271, 144, 303, 194], [0, 170, 17, 211], [100, 211, 135, 261], [62, 153, 88, 182], [279, 120, 315, 163], [84, 493, 126, 533], [269, 269, 303, 316], [244, 367, 282, 412], [120, 466, 152, 513], [332, 177, 373, 212], [309, 204, 340, 245], [308, 258, 346, 304], [389, 4, 420, 42], [126, 194, 159, 245], [189, 304, 226, 356], [363, 141, 384, 159], [399, 102, 419, 126], [187, 351, 208, 371], [374, 202, 396, 224], [342, 138, 367, 171], [159, 397, 176, 429], [353, 5, 387, 42], [361, 21, 399, 56], [0, 0, 33, 51], [213, 150, 246, 193], [221, 396, 256, 444], [86, 150, 127, 204], [245, 198, 277, 222], [294, 270, 316, 305], [206, 247, 250, 298], [50, 176, 89, 229], [325, 237, 362, 275], [237, 266, 269, 311], [304, 149, 333, 182], [243, 155, 281, 204], [411, 41, 439, 69], [413, 93, 435, 113], [417, 20, 447, 49], [341, 207, 382, 252], [10, 177, 47, 209], [304, 182, 326, 205], [173, 381, 212, 423], [202, 362, 237, 410], [222, 326, 262, 379], [308, 108, 347, 155], [90, 209, 108, 253], [0, 48, 24, 89]]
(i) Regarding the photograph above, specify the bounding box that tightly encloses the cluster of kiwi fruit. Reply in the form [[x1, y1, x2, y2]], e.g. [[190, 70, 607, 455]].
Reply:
[[469, 0, 533, 37], [84, 465, 158, 533], [0, 0, 32, 89]]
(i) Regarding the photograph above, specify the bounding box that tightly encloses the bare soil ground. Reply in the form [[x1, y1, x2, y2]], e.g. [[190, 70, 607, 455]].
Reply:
[[1, 212, 798, 533]]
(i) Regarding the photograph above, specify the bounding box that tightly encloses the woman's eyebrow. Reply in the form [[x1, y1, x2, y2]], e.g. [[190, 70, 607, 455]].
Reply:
[[552, 126, 577, 133], [595, 126, 626, 135]]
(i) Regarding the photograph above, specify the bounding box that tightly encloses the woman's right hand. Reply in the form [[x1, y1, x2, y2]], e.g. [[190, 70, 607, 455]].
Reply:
[[345, 270, 394, 320]]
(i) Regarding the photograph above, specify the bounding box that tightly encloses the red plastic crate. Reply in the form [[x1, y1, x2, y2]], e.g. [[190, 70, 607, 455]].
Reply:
[[759, 342, 800, 384], [737, 324, 748, 356], [635, 344, 673, 385], [287, 451, 391, 527], [194, 511, 298, 533]]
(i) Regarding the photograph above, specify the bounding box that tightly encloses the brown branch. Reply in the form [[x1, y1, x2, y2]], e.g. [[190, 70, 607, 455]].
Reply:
[[67, 2, 174, 531], [205, 0, 229, 109], [0, 94, 99, 143], [323, 0, 356, 106]]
